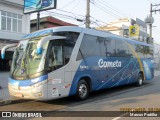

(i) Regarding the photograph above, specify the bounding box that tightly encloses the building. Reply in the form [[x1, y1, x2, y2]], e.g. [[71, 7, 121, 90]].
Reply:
[[0, 0, 30, 71], [31, 16, 76, 32], [97, 18, 151, 44], [154, 43, 160, 70]]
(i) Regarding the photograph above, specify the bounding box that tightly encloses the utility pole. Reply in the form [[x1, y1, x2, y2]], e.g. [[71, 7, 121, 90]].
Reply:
[[86, 0, 90, 28], [148, 3, 160, 43], [149, 3, 152, 43], [37, 11, 40, 30]]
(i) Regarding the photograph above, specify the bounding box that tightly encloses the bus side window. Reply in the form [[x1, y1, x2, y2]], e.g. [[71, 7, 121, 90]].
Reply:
[[48, 47, 55, 67], [144, 46, 153, 59], [100, 37, 116, 57], [76, 34, 100, 60], [115, 39, 133, 57], [135, 45, 145, 58], [149, 46, 153, 58]]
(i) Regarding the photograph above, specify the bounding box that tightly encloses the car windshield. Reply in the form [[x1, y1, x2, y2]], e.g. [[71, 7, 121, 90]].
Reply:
[[11, 36, 49, 79]]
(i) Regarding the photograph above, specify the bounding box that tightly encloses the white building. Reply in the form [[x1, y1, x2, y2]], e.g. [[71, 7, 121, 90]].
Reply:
[[0, 0, 30, 71], [0, 0, 30, 47], [97, 18, 151, 44]]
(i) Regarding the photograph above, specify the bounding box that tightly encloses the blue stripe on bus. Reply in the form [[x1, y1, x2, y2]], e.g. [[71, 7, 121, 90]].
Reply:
[[68, 57, 154, 96], [9, 74, 48, 87], [23, 29, 52, 39]]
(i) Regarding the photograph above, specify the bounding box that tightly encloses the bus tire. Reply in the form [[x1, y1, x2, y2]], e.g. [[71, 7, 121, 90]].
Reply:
[[136, 73, 143, 86], [76, 79, 89, 100]]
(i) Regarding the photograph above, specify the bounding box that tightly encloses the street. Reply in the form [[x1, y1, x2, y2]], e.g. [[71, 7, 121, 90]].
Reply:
[[0, 71, 160, 120], [0, 0, 160, 120]]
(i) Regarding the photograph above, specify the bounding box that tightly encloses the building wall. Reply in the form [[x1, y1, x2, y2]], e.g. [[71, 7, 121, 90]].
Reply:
[[30, 16, 76, 32], [97, 18, 150, 43], [0, 0, 30, 71], [0, 0, 30, 42]]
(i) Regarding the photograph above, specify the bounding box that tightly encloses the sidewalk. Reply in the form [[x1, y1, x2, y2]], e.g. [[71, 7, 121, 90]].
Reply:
[[1, 70, 160, 106], [0, 72, 12, 105], [154, 70, 160, 77]]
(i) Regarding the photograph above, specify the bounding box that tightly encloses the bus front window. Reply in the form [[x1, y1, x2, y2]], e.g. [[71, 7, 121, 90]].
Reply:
[[11, 37, 49, 79]]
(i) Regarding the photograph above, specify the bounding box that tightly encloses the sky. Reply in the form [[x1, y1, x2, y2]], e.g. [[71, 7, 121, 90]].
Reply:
[[30, 0, 160, 44]]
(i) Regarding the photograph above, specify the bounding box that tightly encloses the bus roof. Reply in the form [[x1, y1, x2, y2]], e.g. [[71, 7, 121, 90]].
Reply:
[[23, 26, 83, 39], [126, 38, 152, 47], [23, 26, 152, 47]]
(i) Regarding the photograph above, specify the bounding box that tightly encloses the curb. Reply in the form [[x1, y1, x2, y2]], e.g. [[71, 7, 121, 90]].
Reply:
[[0, 99, 11, 106], [0, 99, 31, 106]]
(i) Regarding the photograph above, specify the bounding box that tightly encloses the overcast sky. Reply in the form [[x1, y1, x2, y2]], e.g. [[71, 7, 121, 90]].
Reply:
[[30, 0, 160, 43]]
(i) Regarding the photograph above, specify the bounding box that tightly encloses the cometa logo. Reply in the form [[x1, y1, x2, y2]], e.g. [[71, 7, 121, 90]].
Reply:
[[98, 59, 122, 68]]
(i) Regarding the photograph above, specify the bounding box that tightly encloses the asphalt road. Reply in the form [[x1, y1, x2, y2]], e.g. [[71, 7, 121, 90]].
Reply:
[[0, 75, 160, 120]]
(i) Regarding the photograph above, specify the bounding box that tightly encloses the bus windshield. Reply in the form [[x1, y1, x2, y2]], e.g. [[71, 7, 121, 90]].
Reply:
[[10, 32, 80, 80], [11, 36, 49, 79]]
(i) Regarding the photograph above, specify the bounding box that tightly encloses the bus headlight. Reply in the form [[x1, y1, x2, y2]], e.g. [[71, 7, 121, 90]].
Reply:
[[31, 82, 41, 88], [32, 91, 43, 97], [31, 80, 47, 88]]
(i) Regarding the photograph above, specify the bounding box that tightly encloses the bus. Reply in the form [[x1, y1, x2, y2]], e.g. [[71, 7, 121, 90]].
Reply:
[[1, 26, 154, 100]]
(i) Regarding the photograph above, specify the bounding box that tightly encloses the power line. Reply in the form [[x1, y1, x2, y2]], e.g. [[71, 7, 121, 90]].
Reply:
[[43, 10, 84, 21], [24, 0, 84, 17], [24, 0, 108, 28], [23, 0, 85, 23], [97, 0, 128, 18], [90, 16, 106, 24], [59, 0, 76, 9], [70, 0, 81, 12], [90, 1, 121, 19], [100, 0, 134, 18]]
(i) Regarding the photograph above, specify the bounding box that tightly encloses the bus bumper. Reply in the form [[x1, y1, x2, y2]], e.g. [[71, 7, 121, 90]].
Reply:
[[8, 82, 71, 101], [8, 82, 48, 101]]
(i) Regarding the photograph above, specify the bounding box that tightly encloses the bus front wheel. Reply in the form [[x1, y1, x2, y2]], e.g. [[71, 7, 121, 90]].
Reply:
[[76, 79, 89, 100], [136, 73, 143, 86]]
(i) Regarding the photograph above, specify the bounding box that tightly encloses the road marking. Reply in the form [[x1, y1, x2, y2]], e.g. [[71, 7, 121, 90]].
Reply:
[[112, 112, 128, 120], [112, 107, 138, 120]]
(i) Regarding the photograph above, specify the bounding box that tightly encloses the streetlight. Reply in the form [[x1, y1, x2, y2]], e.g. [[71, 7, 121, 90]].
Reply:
[[145, 16, 154, 43]]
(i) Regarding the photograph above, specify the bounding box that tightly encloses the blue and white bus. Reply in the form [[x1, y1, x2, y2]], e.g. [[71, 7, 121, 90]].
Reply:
[[1, 26, 154, 100]]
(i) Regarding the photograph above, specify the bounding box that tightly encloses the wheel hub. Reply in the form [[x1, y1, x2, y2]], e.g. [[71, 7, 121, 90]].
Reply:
[[79, 84, 87, 97]]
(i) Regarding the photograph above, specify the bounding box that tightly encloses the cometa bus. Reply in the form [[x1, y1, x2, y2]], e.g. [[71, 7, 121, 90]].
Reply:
[[1, 26, 154, 100]]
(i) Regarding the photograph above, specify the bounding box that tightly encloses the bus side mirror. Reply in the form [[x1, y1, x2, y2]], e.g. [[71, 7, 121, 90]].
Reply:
[[1, 53, 5, 59], [1, 43, 17, 59], [37, 47, 42, 54]]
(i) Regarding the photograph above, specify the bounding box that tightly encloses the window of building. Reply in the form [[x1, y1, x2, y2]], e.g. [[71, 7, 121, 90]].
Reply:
[[13, 18, 17, 32], [7, 17, 11, 31], [0, 11, 22, 33], [1, 16, 6, 30]]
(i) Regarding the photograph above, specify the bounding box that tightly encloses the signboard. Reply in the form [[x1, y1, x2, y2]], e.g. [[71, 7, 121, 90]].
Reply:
[[24, 0, 57, 14], [129, 25, 140, 37]]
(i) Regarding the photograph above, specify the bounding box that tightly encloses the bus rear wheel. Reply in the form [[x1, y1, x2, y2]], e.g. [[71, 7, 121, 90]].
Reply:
[[76, 79, 89, 100], [136, 73, 143, 86]]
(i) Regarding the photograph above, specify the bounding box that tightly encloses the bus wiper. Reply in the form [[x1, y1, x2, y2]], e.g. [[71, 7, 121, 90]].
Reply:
[[22, 54, 30, 79]]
